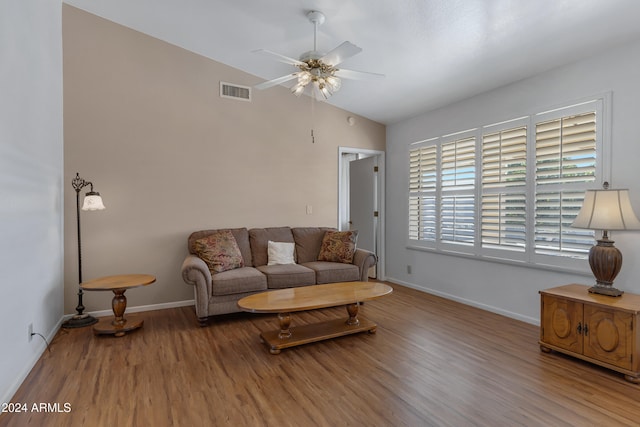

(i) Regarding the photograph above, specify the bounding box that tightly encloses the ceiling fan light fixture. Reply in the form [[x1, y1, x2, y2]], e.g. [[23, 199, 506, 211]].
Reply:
[[296, 71, 312, 85], [318, 83, 332, 99], [325, 75, 341, 92], [291, 83, 306, 96]]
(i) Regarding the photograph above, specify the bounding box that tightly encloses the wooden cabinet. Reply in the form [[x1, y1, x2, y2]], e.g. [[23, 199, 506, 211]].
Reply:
[[539, 284, 640, 383]]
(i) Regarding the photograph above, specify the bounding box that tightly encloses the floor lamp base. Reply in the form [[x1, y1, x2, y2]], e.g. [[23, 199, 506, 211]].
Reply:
[[62, 313, 98, 328]]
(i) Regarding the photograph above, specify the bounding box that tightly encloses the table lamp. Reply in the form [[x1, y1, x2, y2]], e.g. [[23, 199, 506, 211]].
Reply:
[[62, 173, 105, 328], [571, 182, 640, 296]]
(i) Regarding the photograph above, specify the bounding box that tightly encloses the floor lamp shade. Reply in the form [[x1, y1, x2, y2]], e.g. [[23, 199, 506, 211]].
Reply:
[[82, 192, 105, 211], [572, 187, 640, 297]]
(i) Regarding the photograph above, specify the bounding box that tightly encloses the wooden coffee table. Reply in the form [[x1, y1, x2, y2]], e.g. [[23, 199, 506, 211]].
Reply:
[[81, 274, 156, 337], [237, 281, 393, 354]]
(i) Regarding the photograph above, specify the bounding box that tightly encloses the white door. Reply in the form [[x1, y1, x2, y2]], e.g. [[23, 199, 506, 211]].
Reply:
[[349, 156, 377, 277]]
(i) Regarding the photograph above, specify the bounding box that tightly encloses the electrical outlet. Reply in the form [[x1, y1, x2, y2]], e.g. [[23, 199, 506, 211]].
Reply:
[[28, 323, 33, 342], [407, 265, 412, 274]]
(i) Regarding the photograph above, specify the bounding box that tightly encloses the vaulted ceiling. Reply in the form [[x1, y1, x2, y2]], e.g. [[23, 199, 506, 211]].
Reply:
[[63, 0, 640, 125]]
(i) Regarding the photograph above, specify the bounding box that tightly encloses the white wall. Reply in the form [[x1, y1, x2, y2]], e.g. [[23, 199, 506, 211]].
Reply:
[[0, 1, 64, 404], [386, 38, 640, 324]]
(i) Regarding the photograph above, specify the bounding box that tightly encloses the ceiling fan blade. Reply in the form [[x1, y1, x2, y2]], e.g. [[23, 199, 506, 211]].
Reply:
[[334, 68, 385, 80], [252, 49, 305, 66], [320, 41, 362, 66], [254, 73, 298, 90]]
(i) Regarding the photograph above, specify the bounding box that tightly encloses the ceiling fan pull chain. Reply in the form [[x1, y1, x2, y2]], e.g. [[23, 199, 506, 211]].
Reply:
[[311, 92, 316, 143]]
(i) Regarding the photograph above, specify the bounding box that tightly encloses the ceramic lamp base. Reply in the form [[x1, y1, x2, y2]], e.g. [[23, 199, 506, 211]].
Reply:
[[587, 237, 623, 297]]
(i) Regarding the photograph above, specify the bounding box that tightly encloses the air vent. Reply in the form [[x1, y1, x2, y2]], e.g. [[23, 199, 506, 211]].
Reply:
[[220, 82, 251, 101]]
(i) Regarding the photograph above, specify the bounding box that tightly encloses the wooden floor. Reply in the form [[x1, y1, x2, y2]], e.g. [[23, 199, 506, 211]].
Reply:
[[3, 283, 640, 426]]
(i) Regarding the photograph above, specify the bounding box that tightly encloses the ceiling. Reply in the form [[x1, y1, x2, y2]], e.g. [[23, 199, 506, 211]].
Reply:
[[63, 0, 640, 125]]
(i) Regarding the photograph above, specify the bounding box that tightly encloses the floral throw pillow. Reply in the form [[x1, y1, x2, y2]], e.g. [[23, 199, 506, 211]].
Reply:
[[317, 230, 358, 264], [194, 230, 244, 274]]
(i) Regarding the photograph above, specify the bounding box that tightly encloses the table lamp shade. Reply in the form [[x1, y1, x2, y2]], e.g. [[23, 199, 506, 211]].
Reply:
[[572, 189, 640, 231]]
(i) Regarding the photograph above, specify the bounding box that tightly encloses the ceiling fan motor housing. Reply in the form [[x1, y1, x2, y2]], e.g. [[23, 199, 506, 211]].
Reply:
[[299, 50, 326, 62]]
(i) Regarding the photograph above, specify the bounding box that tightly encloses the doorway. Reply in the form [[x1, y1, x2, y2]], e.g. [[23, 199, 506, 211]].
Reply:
[[338, 147, 385, 280]]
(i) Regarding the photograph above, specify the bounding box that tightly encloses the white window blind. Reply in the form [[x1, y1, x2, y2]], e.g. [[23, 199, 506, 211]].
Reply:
[[441, 136, 475, 246], [407, 96, 607, 271], [534, 110, 597, 258], [481, 125, 527, 252], [409, 143, 437, 242]]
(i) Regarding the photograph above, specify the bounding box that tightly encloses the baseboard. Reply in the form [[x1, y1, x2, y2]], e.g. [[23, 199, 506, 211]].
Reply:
[[2, 317, 63, 406], [62, 299, 195, 320], [385, 277, 539, 326]]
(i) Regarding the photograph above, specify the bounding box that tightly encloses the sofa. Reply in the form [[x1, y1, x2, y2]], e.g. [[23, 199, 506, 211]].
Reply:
[[181, 226, 377, 325]]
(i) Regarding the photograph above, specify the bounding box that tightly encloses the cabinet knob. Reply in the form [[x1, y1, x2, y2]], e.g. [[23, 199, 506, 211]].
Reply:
[[577, 322, 582, 335], [583, 324, 589, 336]]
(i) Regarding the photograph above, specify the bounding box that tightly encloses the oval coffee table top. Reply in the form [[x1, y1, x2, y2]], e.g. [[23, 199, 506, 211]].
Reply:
[[80, 274, 156, 291], [237, 281, 393, 313]]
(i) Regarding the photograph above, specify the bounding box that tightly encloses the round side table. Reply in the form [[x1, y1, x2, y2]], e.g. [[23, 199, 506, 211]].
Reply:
[[81, 274, 156, 337]]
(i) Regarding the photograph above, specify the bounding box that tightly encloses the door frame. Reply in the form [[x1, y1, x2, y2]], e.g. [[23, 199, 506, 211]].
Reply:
[[338, 147, 386, 280]]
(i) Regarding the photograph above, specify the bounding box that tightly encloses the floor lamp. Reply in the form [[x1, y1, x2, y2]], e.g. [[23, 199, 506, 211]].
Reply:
[[62, 173, 105, 328], [571, 182, 640, 297]]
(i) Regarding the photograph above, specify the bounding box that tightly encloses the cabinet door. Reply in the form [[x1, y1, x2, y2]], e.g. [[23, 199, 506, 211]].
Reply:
[[541, 295, 583, 353], [583, 305, 633, 370]]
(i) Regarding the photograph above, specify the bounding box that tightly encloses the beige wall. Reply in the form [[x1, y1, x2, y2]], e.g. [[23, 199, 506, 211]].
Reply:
[[62, 5, 385, 313]]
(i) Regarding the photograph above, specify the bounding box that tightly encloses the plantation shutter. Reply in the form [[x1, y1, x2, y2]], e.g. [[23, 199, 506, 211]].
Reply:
[[481, 125, 527, 252], [534, 110, 597, 257], [440, 136, 475, 245], [407, 97, 605, 269], [409, 144, 437, 241]]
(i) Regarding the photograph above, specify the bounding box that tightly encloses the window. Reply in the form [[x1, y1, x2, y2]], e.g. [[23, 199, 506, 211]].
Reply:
[[409, 143, 436, 241], [481, 122, 527, 254], [408, 97, 606, 270], [533, 107, 598, 261], [441, 135, 475, 246]]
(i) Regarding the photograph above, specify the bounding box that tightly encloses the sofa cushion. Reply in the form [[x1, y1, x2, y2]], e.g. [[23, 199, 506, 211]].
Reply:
[[193, 231, 244, 273], [256, 264, 316, 289], [292, 227, 335, 263], [267, 241, 296, 265], [302, 261, 360, 284], [188, 228, 252, 266], [249, 227, 295, 267], [211, 267, 267, 296], [317, 230, 358, 264]]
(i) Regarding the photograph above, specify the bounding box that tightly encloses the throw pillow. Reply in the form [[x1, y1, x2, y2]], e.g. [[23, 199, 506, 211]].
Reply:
[[193, 230, 244, 274], [267, 241, 296, 265], [317, 230, 358, 264]]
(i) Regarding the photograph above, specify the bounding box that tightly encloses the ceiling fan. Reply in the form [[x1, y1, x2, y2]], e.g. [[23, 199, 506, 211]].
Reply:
[[253, 10, 384, 100]]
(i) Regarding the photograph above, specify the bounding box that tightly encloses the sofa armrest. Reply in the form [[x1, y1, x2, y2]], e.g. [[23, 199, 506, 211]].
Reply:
[[181, 255, 212, 322], [352, 248, 377, 282]]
